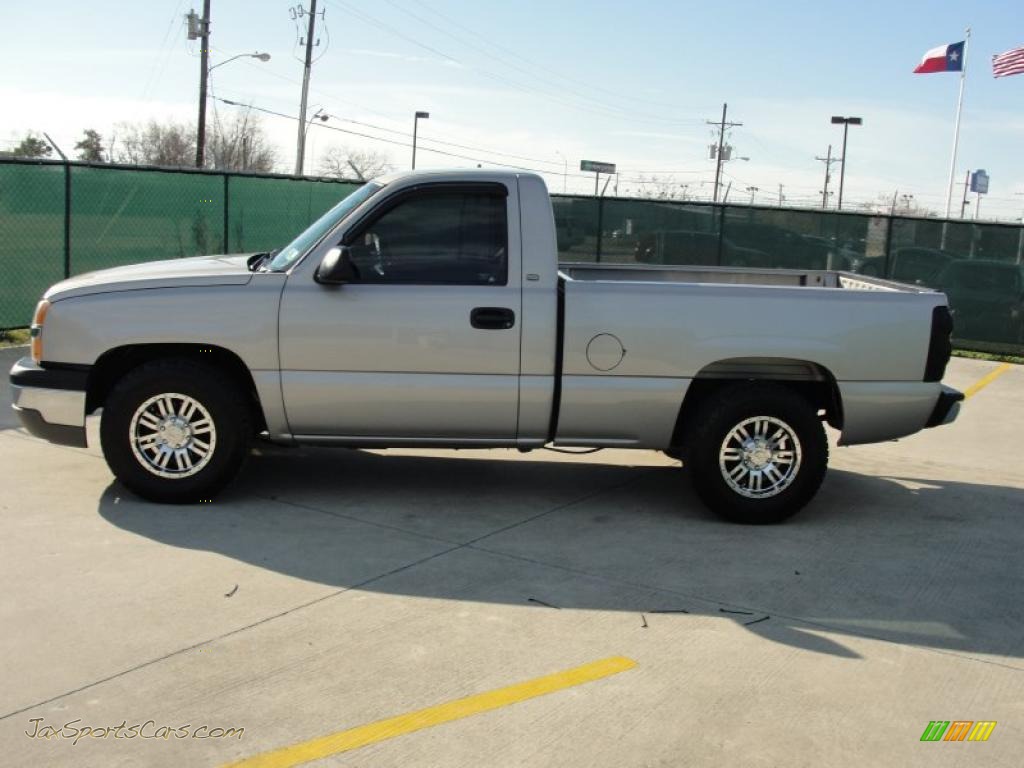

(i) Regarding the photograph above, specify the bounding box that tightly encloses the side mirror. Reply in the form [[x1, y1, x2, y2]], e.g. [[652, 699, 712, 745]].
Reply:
[[315, 246, 358, 284]]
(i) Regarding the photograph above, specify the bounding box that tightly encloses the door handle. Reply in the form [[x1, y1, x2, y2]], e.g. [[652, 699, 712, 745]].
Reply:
[[470, 307, 515, 330]]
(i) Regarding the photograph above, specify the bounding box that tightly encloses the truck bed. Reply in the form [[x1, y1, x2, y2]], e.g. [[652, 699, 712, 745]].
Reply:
[[551, 259, 949, 449], [560, 262, 931, 293]]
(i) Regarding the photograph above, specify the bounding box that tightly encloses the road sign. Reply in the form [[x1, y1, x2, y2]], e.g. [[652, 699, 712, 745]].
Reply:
[[580, 160, 616, 174], [970, 170, 989, 194]]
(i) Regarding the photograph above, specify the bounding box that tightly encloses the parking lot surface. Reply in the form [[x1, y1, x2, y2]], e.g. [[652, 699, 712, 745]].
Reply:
[[1, 346, 1021, 767]]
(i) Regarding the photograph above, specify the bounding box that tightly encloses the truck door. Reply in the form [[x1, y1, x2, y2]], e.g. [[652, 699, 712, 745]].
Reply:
[[277, 181, 522, 441]]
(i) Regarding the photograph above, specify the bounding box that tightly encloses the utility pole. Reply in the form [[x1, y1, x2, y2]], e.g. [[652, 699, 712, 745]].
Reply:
[[778, 184, 785, 206], [815, 144, 840, 209], [707, 103, 742, 202], [959, 169, 971, 218], [295, 0, 318, 175], [746, 186, 759, 204], [193, 0, 211, 168]]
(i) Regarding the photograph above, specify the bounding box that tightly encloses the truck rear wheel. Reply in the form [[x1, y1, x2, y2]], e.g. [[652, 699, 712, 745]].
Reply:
[[685, 383, 828, 524], [99, 359, 251, 503]]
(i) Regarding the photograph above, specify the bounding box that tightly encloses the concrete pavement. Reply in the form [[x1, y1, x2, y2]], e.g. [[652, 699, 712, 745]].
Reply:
[[1, 346, 1021, 767]]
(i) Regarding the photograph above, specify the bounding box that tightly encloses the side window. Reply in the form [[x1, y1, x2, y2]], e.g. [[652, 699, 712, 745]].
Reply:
[[346, 189, 507, 285]]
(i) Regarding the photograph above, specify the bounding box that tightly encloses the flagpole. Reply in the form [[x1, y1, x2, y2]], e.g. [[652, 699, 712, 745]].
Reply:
[[944, 27, 970, 219]]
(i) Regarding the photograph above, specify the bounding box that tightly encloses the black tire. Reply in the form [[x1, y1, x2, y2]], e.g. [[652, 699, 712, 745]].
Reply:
[[685, 383, 828, 524], [100, 359, 252, 503]]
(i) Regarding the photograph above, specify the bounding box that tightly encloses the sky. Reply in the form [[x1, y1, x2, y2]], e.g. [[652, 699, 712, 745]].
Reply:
[[2, 0, 1023, 220]]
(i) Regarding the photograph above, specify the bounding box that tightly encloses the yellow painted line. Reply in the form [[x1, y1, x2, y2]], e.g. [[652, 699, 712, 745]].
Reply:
[[221, 655, 637, 768], [963, 362, 1012, 399]]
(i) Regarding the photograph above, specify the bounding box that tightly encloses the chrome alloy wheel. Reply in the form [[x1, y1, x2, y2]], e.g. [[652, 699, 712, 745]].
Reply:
[[718, 416, 802, 499], [129, 393, 217, 479]]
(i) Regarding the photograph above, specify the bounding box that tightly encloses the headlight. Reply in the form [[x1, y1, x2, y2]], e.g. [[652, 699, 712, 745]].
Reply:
[[30, 299, 50, 363]]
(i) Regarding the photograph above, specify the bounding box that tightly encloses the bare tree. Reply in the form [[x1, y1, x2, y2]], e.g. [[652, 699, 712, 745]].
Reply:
[[632, 174, 688, 200], [112, 120, 196, 166], [862, 193, 938, 218], [207, 110, 277, 172], [319, 145, 392, 181]]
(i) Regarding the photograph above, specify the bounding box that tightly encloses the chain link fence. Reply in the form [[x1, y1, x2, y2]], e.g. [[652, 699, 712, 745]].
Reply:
[[2, 158, 1022, 354], [0, 158, 359, 329], [555, 195, 1024, 355]]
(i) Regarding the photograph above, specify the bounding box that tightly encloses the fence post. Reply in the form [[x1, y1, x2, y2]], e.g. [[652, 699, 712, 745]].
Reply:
[[716, 203, 726, 266], [63, 162, 71, 278], [595, 196, 604, 263], [883, 214, 895, 278], [222, 173, 230, 253]]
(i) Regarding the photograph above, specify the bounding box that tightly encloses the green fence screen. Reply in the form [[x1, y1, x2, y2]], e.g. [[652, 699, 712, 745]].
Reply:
[[0, 162, 67, 329], [0, 159, 361, 330], [557, 195, 1024, 353], [2, 158, 1022, 354]]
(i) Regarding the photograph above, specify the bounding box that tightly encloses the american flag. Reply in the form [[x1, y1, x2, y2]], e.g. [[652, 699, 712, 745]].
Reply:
[[992, 45, 1024, 78]]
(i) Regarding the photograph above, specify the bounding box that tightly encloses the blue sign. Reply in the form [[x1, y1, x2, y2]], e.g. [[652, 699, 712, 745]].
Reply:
[[970, 170, 990, 195]]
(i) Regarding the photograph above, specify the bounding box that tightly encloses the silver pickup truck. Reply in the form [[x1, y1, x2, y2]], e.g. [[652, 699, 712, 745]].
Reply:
[[9, 170, 963, 523]]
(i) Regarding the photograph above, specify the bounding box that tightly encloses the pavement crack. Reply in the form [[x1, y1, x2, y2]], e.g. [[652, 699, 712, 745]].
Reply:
[[466, 544, 1024, 673], [0, 468, 648, 721]]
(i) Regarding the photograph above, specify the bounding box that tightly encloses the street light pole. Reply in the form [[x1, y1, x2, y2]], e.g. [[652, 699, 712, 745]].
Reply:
[[831, 116, 862, 210], [302, 107, 329, 163], [412, 111, 429, 169]]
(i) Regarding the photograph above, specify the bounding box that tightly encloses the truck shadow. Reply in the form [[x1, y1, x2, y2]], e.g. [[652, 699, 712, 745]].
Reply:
[[97, 447, 1024, 663]]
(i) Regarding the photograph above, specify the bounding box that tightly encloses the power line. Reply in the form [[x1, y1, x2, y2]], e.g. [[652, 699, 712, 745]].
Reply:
[[379, 0, 707, 121], [324, 115, 565, 167], [140, 0, 187, 102], [217, 48, 575, 169], [216, 96, 713, 185], [215, 43, 735, 181], [325, 0, 702, 128], [209, 64, 718, 178], [218, 97, 577, 176]]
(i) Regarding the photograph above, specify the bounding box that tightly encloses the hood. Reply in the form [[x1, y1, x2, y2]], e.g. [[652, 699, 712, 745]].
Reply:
[[45, 254, 256, 301]]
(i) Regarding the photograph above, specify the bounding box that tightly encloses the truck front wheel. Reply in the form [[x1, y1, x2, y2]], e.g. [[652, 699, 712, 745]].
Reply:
[[99, 359, 252, 503], [686, 383, 828, 524]]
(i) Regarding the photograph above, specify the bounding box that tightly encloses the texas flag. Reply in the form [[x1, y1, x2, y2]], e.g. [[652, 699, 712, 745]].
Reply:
[[913, 41, 965, 73]]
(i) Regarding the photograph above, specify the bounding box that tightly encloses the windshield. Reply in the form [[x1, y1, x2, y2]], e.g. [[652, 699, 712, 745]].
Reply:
[[265, 182, 383, 272]]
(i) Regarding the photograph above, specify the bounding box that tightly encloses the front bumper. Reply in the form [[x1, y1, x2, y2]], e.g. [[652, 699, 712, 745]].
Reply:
[[9, 357, 89, 447], [924, 384, 964, 429]]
